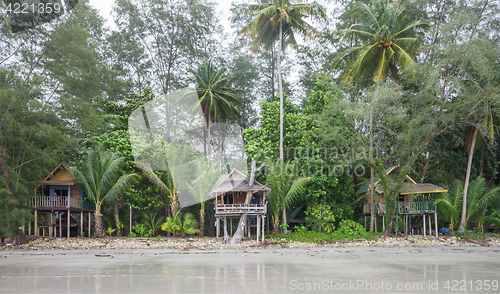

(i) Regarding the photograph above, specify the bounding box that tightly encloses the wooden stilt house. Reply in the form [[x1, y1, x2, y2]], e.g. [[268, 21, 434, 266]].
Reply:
[[211, 168, 270, 243], [357, 166, 448, 236], [27, 164, 95, 237]]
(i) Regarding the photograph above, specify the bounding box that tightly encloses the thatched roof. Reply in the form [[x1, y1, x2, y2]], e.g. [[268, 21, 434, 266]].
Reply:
[[210, 168, 270, 196], [356, 166, 448, 195]]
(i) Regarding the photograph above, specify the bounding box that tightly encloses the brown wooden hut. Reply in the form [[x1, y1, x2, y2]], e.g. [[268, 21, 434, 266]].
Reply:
[[27, 164, 95, 237], [357, 166, 448, 236], [211, 168, 270, 242]]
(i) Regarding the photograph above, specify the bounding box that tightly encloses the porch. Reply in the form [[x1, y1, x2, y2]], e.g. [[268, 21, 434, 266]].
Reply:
[[29, 196, 81, 210]]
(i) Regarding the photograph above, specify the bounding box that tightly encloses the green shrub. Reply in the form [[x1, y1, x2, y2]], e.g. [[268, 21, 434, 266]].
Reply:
[[132, 224, 153, 237], [337, 220, 367, 239], [128, 232, 137, 238]]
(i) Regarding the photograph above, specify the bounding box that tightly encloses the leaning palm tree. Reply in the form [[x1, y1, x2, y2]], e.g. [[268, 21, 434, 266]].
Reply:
[[434, 179, 463, 231], [265, 159, 311, 233], [335, 0, 427, 233], [191, 59, 240, 163], [69, 148, 139, 238], [237, 0, 325, 162]]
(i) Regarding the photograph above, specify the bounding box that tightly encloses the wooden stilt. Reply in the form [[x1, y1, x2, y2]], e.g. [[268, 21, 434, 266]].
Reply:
[[49, 212, 53, 237], [248, 217, 251, 238], [59, 212, 62, 238], [223, 216, 227, 242], [216, 217, 220, 239], [129, 205, 132, 236], [88, 212, 91, 237], [28, 219, 31, 236], [374, 216, 377, 232], [409, 215, 412, 235], [257, 214, 260, 245], [428, 213, 432, 236], [423, 214, 426, 237], [35, 210, 38, 236], [434, 213, 438, 237], [80, 211, 83, 237], [67, 210, 70, 238], [262, 216, 265, 242], [230, 218, 233, 235], [364, 216, 367, 229], [382, 216, 385, 231]]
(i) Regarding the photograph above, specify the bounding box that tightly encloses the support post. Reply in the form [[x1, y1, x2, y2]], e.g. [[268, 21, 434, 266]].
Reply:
[[428, 213, 432, 236], [223, 216, 227, 241], [129, 205, 132, 236], [364, 216, 367, 229], [35, 210, 38, 236], [28, 219, 31, 236], [59, 212, 62, 237], [216, 217, 220, 239], [423, 214, 426, 237], [257, 214, 260, 245], [49, 212, 52, 237], [67, 210, 70, 238], [382, 216, 385, 231], [434, 213, 438, 237], [248, 217, 251, 238], [374, 216, 377, 232], [262, 216, 265, 242], [88, 212, 91, 237], [230, 218, 233, 235], [80, 211, 83, 237]]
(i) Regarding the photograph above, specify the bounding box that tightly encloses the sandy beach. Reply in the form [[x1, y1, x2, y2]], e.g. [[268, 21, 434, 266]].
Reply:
[[1, 237, 500, 293]]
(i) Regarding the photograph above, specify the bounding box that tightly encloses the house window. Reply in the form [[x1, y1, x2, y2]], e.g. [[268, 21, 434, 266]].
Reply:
[[224, 194, 233, 204], [54, 189, 68, 197]]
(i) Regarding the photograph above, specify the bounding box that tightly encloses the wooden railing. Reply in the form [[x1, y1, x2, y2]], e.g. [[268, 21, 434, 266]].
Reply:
[[29, 196, 81, 209], [215, 204, 266, 215], [397, 201, 435, 213]]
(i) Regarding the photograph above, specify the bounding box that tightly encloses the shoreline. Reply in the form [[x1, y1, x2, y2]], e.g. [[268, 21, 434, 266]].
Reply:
[[2, 235, 499, 252]]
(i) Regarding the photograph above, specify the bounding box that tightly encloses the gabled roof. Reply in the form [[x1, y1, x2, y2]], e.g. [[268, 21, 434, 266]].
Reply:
[[35, 163, 76, 187], [356, 166, 447, 195], [210, 168, 270, 196]]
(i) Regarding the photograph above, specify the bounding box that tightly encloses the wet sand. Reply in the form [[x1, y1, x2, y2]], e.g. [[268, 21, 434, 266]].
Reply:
[[1, 246, 500, 293]]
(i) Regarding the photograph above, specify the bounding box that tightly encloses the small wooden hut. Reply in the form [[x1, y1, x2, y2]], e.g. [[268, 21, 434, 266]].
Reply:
[[28, 164, 95, 237], [211, 168, 270, 243], [357, 166, 448, 236]]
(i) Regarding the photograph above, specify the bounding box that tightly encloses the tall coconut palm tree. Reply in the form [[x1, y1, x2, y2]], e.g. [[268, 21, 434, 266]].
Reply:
[[237, 0, 325, 162], [191, 59, 240, 163], [335, 0, 427, 233], [265, 159, 310, 233], [335, 0, 428, 85], [459, 89, 498, 231], [69, 148, 139, 238]]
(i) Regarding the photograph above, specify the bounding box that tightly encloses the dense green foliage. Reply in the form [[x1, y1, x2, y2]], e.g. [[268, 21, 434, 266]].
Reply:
[[1, 0, 500, 241]]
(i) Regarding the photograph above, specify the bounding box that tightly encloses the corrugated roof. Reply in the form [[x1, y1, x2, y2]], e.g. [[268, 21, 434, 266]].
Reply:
[[210, 168, 270, 196]]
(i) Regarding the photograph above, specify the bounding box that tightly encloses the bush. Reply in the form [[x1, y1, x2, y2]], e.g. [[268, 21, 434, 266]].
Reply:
[[337, 220, 367, 239], [132, 224, 153, 237], [128, 232, 137, 238]]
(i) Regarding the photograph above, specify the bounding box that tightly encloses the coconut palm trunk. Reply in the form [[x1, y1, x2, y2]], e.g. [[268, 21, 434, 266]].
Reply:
[[95, 202, 104, 237], [460, 127, 478, 231], [278, 20, 284, 163], [369, 107, 375, 232]]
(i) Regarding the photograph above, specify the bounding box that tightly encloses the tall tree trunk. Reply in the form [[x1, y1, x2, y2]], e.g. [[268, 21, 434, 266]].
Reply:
[[278, 20, 284, 163], [460, 127, 478, 232], [94, 202, 104, 238], [208, 112, 211, 163], [199, 201, 205, 237], [114, 202, 121, 237], [282, 208, 287, 232], [369, 107, 375, 232], [271, 46, 275, 101]]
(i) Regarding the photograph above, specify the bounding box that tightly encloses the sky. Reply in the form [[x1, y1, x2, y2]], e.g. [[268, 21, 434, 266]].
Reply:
[[87, 0, 236, 32]]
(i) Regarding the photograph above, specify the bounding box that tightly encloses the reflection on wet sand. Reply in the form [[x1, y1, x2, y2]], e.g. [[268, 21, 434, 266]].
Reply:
[[1, 247, 499, 293]]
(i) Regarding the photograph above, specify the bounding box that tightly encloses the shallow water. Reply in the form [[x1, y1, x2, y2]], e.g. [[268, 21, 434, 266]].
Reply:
[[1, 247, 499, 293]]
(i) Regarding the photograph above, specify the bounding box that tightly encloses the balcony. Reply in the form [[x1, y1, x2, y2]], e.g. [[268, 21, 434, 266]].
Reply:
[[29, 196, 81, 210], [215, 204, 267, 216], [397, 201, 436, 213]]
